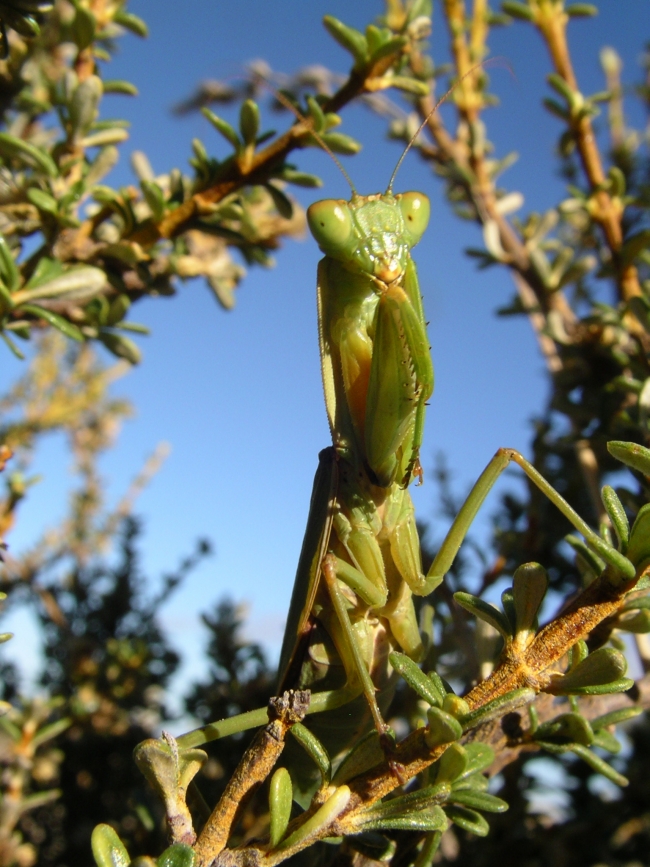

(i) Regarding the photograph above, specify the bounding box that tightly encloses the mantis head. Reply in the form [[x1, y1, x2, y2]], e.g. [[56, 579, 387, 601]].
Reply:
[[307, 191, 430, 282]]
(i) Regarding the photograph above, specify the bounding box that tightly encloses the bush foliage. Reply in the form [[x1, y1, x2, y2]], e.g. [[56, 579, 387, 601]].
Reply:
[[0, 2, 648, 866]]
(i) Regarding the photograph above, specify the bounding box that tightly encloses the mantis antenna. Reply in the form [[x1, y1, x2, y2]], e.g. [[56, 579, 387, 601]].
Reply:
[[253, 73, 358, 196], [256, 60, 507, 199], [387, 59, 507, 194]]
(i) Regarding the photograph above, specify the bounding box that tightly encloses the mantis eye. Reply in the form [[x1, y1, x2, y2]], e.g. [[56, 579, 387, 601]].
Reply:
[[307, 199, 353, 251], [398, 192, 430, 244]]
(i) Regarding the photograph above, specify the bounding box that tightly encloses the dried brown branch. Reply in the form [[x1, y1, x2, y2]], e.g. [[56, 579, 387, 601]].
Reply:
[[194, 691, 309, 867], [467, 673, 650, 777], [532, 4, 641, 302]]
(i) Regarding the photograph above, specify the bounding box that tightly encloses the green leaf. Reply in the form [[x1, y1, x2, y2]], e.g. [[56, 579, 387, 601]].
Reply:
[[390, 651, 443, 707], [69, 74, 103, 138], [266, 183, 293, 219], [428, 671, 449, 705], [201, 108, 240, 150], [0, 234, 19, 291], [592, 728, 621, 753], [274, 166, 322, 188], [346, 832, 396, 863], [357, 807, 447, 833], [19, 789, 60, 813], [547, 73, 576, 104], [454, 592, 512, 640], [26, 187, 58, 214], [355, 783, 449, 829], [565, 534, 605, 575], [591, 706, 643, 729], [0, 131, 58, 177], [565, 3, 598, 16], [113, 9, 149, 37], [156, 845, 194, 867], [501, 1, 535, 21], [570, 744, 628, 786], [319, 132, 362, 155], [628, 299, 650, 337], [323, 15, 368, 66], [425, 706, 463, 747], [444, 805, 490, 836], [31, 716, 72, 748], [550, 647, 627, 693], [71, 3, 95, 49], [103, 80, 139, 96], [80, 129, 129, 148], [535, 712, 594, 746], [448, 789, 508, 813], [608, 440, 650, 477], [389, 75, 430, 96], [98, 330, 142, 364], [18, 304, 83, 341], [91, 824, 129, 867], [25, 255, 64, 289], [116, 321, 149, 335], [84, 145, 118, 188], [542, 97, 571, 121], [2, 9, 40, 38], [621, 230, 650, 268], [105, 294, 130, 326], [569, 639, 589, 668], [616, 609, 650, 633], [331, 730, 382, 786], [269, 767, 292, 848], [141, 179, 166, 222], [626, 503, 650, 567], [239, 100, 260, 147], [306, 96, 326, 133], [608, 165, 626, 197], [14, 266, 106, 304], [601, 486, 629, 552], [407, 0, 433, 20], [435, 743, 467, 784], [1, 331, 26, 359], [368, 34, 407, 65], [459, 688, 536, 730], [512, 562, 548, 635], [290, 722, 331, 784], [462, 743, 495, 777]]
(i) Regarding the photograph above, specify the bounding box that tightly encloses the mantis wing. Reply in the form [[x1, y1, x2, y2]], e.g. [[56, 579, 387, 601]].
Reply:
[[277, 446, 338, 693]]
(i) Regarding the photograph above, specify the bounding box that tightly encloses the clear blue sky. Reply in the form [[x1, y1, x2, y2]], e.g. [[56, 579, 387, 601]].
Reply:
[[1, 1, 647, 703]]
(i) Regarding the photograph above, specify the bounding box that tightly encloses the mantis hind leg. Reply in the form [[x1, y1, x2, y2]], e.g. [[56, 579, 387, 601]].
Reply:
[[425, 447, 635, 589]]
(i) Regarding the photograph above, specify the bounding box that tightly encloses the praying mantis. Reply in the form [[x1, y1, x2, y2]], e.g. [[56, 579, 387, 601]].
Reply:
[[131, 75, 650, 867], [174, 105, 637, 769]]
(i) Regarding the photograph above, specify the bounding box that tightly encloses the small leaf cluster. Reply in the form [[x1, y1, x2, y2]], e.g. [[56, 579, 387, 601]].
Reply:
[[323, 4, 432, 96], [0, 1, 316, 360], [526, 695, 642, 787], [92, 824, 195, 867], [352, 743, 506, 842], [0, 0, 52, 57], [0, 698, 71, 866], [260, 740, 505, 864]]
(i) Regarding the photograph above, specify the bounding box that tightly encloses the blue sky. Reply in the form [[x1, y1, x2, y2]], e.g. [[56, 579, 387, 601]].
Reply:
[[1, 1, 647, 705]]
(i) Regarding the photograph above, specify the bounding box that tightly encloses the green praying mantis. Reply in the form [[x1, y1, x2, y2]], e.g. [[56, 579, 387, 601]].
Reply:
[[174, 100, 639, 774]]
